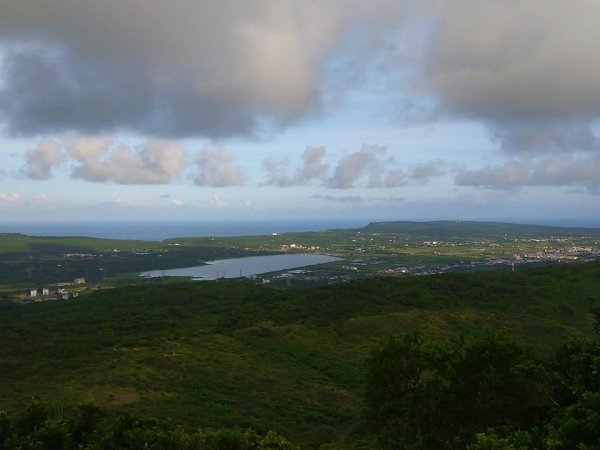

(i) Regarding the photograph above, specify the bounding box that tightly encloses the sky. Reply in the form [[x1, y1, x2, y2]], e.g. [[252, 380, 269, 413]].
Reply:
[[1, 0, 600, 225]]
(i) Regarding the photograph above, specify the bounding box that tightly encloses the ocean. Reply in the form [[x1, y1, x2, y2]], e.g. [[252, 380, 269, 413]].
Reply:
[[0, 219, 369, 241]]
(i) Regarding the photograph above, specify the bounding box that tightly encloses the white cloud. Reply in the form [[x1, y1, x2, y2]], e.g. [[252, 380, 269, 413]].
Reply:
[[329, 145, 388, 188], [66, 137, 186, 184], [328, 145, 443, 189], [311, 193, 404, 204], [24, 140, 64, 180], [0, 192, 22, 203], [193, 144, 246, 187], [262, 144, 444, 189], [263, 146, 329, 186], [0, 192, 54, 206], [209, 194, 229, 209], [112, 198, 133, 206]]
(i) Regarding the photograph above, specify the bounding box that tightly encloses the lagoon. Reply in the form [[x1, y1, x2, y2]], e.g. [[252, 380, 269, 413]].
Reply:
[[140, 253, 342, 280]]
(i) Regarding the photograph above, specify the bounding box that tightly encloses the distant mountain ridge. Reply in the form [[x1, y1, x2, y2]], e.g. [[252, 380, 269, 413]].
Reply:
[[361, 220, 600, 238]]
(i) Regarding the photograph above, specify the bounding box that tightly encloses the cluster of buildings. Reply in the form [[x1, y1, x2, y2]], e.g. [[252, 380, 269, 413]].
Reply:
[[280, 243, 321, 251], [25, 277, 86, 302]]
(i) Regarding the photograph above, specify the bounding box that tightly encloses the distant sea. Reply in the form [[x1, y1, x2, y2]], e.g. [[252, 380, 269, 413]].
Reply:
[[2, 218, 600, 241], [0, 219, 369, 241]]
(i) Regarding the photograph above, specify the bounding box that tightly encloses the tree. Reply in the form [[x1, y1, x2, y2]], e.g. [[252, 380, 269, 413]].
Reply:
[[546, 392, 600, 450], [364, 334, 445, 449], [364, 332, 553, 449]]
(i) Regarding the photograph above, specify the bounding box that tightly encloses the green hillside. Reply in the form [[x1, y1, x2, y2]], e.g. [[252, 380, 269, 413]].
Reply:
[[0, 261, 599, 448], [362, 220, 600, 238], [0, 233, 162, 254]]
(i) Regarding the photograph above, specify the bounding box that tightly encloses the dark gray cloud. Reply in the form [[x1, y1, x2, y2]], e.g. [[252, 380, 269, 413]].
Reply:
[[422, 0, 600, 153], [0, 0, 403, 138], [427, 0, 600, 122], [4, 0, 597, 160], [456, 155, 600, 193], [491, 123, 600, 154]]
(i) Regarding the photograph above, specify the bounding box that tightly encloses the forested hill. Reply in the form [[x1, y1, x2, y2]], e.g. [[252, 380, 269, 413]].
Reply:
[[361, 220, 600, 238], [0, 261, 599, 448]]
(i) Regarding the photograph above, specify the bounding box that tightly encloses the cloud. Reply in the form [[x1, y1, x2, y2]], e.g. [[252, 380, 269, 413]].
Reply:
[[409, 159, 445, 183], [328, 145, 441, 188], [456, 161, 532, 191], [67, 137, 186, 184], [3, 0, 600, 161], [193, 144, 246, 187], [112, 198, 133, 207], [296, 146, 330, 184], [263, 144, 444, 189], [0, 192, 53, 206], [311, 193, 404, 203], [491, 123, 600, 154], [4, 0, 598, 160], [0, 1, 404, 138], [24, 140, 64, 179], [263, 158, 290, 185], [209, 194, 229, 209], [329, 145, 388, 188], [0, 192, 22, 203], [456, 155, 600, 192], [427, 0, 600, 122], [311, 194, 364, 203], [421, 0, 600, 153], [264, 146, 329, 186]]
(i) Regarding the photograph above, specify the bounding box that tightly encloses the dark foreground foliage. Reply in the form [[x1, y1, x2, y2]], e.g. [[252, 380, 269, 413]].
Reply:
[[0, 402, 298, 450], [365, 328, 600, 450], [3, 328, 599, 450]]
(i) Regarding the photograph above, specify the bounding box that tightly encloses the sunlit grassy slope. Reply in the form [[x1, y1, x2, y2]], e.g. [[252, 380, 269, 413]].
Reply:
[[0, 261, 599, 447]]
